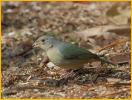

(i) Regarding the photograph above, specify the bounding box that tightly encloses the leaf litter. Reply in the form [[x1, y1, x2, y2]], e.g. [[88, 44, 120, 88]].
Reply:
[[2, 2, 130, 99]]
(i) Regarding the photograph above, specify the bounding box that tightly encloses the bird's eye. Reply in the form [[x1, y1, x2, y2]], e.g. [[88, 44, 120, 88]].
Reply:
[[41, 39, 45, 42]]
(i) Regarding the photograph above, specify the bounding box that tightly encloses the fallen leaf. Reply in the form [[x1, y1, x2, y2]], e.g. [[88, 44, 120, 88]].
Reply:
[[75, 25, 130, 41], [106, 3, 130, 25], [109, 52, 130, 64]]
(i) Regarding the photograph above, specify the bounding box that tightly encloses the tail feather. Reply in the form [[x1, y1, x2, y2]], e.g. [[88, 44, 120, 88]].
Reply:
[[99, 57, 116, 66]]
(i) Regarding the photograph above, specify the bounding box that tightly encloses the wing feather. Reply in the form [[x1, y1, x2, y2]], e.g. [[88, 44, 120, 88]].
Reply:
[[58, 42, 97, 60]]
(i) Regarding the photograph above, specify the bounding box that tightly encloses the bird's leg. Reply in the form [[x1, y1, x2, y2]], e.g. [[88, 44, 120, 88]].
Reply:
[[37, 56, 50, 75], [39, 56, 49, 68], [27, 56, 49, 81], [36, 56, 50, 75]]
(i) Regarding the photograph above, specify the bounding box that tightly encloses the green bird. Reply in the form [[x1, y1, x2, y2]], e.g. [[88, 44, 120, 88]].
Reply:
[[33, 36, 115, 69]]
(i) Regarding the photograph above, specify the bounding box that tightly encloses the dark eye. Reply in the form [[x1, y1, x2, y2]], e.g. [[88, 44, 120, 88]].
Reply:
[[41, 39, 45, 42]]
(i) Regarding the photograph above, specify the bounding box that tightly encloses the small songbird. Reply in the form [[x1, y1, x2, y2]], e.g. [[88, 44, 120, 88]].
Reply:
[[33, 36, 115, 69]]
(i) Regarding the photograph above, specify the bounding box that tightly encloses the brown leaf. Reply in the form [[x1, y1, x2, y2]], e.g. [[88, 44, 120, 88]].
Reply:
[[75, 25, 130, 41], [106, 3, 130, 25], [109, 52, 130, 64]]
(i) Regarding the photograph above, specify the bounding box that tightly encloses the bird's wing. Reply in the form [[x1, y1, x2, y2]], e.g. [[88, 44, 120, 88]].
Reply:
[[58, 42, 97, 60]]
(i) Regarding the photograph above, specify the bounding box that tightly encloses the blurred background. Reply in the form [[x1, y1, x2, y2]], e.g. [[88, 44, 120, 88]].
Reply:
[[2, 2, 131, 98]]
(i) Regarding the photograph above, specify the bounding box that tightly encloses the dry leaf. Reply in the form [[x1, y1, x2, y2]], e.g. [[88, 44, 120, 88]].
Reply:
[[75, 25, 130, 42], [106, 3, 130, 25], [109, 52, 130, 64]]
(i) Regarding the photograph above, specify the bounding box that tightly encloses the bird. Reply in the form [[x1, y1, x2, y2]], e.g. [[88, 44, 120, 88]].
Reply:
[[33, 35, 115, 70]]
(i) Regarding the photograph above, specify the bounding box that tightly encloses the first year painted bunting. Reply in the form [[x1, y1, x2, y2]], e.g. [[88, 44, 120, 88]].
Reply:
[[33, 36, 115, 69]]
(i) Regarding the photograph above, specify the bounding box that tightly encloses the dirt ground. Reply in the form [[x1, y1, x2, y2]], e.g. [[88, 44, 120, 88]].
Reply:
[[2, 2, 131, 99]]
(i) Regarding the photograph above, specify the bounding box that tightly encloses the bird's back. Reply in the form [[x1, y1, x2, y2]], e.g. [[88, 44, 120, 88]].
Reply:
[[55, 41, 99, 61]]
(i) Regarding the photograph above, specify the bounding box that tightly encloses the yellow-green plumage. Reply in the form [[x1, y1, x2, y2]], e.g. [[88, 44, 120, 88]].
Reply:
[[47, 47, 90, 69], [33, 36, 115, 69]]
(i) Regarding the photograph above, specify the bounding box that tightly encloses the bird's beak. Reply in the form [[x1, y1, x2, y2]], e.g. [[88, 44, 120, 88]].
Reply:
[[32, 42, 39, 48]]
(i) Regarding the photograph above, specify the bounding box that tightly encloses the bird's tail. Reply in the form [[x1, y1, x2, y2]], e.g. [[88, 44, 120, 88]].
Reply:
[[98, 57, 116, 66]]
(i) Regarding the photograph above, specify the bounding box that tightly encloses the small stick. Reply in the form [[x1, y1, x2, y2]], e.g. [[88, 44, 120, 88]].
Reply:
[[98, 39, 127, 52]]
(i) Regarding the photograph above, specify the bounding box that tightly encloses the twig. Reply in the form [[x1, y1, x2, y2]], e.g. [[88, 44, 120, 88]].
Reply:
[[100, 88, 130, 98], [98, 39, 127, 52]]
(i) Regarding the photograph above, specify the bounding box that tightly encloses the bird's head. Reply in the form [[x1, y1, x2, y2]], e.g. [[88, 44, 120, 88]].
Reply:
[[33, 36, 56, 51]]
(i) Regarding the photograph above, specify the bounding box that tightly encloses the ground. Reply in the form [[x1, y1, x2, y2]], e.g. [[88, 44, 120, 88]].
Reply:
[[2, 2, 131, 99]]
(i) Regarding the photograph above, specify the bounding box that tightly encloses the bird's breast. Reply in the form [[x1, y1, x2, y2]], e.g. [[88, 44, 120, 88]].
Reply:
[[47, 47, 86, 69], [47, 47, 63, 65]]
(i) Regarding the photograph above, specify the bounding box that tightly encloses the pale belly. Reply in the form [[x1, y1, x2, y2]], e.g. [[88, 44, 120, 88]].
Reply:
[[47, 47, 88, 69]]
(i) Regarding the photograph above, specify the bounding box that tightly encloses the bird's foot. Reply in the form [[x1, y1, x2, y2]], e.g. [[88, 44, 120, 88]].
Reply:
[[39, 56, 49, 68]]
